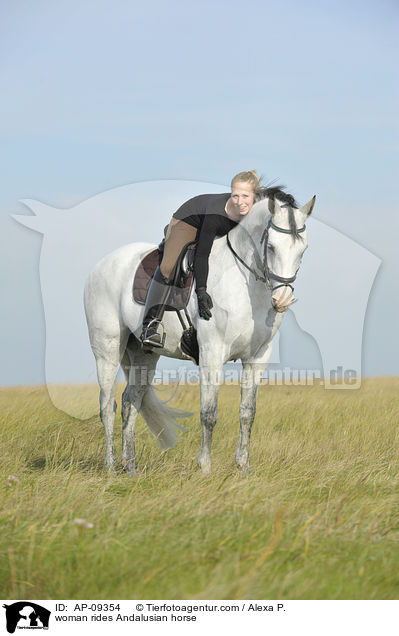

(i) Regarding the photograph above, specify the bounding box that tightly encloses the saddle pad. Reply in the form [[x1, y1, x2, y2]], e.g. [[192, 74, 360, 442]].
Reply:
[[132, 248, 194, 310]]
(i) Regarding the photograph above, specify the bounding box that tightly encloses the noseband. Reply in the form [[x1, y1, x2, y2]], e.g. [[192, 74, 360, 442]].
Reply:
[[226, 217, 306, 292]]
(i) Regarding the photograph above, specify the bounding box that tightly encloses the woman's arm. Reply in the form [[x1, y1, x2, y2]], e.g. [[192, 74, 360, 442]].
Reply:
[[193, 214, 218, 290]]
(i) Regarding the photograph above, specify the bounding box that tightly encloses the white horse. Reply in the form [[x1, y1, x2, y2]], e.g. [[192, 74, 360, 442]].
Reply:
[[84, 190, 316, 475]]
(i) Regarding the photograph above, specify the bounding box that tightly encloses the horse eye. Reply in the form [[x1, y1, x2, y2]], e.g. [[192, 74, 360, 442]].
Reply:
[[267, 245, 275, 252]]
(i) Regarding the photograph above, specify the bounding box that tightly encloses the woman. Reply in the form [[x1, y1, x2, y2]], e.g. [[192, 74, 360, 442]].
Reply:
[[141, 170, 261, 347]]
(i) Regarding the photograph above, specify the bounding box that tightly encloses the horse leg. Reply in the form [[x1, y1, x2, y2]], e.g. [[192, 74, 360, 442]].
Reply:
[[236, 358, 269, 473], [120, 344, 131, 382], [198, 353, 223, 475], [95, 336, 126, 471], [121, 339, 159, 475]]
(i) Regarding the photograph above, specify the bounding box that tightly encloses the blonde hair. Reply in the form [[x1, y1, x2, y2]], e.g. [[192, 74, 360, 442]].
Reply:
[[231, 170, 262, 198]]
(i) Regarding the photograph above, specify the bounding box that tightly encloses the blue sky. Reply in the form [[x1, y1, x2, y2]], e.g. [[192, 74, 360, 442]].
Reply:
[[0, 0, 398, 385]]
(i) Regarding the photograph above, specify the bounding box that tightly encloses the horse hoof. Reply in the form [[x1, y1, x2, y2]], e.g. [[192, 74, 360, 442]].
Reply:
[[198, 459, 212, 475], [238, 466, 251, 476], [122, 460, 137, 476], [236, 460, 251, 475]]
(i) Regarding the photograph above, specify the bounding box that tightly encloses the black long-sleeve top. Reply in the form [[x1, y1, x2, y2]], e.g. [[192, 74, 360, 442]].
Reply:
[[173, 193, 238, 290]]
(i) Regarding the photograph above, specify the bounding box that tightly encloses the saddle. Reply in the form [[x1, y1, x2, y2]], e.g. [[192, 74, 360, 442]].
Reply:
[[132, 239, 196, 309], [133, 238, 199, 363]]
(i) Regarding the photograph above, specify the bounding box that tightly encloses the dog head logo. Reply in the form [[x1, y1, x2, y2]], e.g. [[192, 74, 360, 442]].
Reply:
[[3, 602, 51, 633]]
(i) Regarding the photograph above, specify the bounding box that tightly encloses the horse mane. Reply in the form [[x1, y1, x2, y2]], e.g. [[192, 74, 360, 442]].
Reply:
[[260, 185, 298, 208], [259, 185, 303, 241]]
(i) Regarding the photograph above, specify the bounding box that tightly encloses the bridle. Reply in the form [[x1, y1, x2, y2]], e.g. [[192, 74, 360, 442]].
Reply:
[[226, 217, 306, 292]]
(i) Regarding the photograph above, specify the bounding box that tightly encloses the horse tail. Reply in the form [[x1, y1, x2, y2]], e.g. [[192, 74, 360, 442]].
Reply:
[[140, 386, 192, 449]]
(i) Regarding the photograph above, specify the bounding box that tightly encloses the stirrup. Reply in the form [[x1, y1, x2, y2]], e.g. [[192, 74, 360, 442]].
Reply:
[[141, 318, 166, 349]]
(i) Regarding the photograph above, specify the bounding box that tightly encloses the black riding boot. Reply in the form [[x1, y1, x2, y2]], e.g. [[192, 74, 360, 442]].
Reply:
[[140, 266, 173, 348]]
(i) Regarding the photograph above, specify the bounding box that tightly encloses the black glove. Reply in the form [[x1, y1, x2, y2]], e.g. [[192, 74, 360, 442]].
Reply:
[[196, 287, 213, 320]]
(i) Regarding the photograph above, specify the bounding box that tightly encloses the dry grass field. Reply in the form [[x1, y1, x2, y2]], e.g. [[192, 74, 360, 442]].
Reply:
[[0, 378, 398, 600]]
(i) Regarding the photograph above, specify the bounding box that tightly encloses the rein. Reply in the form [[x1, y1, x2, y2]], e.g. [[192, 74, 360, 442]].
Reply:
[[227, 217, 306, 292]]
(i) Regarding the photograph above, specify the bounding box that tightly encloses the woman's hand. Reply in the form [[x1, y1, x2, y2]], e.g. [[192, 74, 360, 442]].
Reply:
[[196, 288, 213, 320]]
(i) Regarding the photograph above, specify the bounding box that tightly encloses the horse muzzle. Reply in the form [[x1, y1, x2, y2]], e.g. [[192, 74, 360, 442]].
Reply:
[[272, 287, 295, 313]]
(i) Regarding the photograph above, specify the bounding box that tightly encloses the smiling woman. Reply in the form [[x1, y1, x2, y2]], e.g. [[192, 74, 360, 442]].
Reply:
[[140, 170, 263, 347]]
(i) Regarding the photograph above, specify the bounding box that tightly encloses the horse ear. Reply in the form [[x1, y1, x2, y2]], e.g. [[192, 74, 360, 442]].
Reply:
[[300, 195, 316, 217]]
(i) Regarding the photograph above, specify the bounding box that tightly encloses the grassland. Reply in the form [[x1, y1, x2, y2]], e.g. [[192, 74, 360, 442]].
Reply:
[[0, 379, 398, 600]]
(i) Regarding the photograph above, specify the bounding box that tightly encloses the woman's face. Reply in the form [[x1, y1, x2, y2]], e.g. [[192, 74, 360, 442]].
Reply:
[[230, 181, 255, 216]]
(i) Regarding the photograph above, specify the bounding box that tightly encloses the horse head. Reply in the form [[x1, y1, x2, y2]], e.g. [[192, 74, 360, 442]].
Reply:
[[264, 195, 316, 312]]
